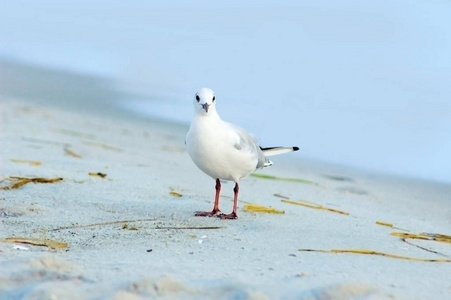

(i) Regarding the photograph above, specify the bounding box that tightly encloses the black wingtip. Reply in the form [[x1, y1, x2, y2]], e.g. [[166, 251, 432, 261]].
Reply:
[[293, 146, 299, 151]]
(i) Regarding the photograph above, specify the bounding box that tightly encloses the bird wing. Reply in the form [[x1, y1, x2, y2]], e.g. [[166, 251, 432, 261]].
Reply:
[[226, 123, 268, 169]]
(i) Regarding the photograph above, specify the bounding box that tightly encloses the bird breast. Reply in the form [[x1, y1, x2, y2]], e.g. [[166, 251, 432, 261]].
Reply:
[[186, 118, 259, 181]]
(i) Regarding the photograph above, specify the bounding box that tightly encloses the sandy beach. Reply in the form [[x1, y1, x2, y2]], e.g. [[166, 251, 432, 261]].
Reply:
[[1, 92, 450, 299]]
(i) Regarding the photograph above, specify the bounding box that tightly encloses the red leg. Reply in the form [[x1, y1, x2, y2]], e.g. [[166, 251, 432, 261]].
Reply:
[[220, 182, 238, 219], [195, 179, 221, 217]]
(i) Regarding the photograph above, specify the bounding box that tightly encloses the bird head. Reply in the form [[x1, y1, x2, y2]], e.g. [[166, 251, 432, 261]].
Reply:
[[193, 88, 216, 115]]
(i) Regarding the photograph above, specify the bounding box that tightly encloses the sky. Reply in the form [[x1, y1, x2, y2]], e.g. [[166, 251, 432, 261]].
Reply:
[[1, 0, 450, 183]]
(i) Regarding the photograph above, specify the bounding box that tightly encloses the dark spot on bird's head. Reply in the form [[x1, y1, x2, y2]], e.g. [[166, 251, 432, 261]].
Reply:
[[212, 96, 215, 102], [196, 95, 200, 102]]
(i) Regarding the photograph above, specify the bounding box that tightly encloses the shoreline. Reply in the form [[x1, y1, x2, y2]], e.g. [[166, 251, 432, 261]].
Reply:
[[2, 58, 450, 186]]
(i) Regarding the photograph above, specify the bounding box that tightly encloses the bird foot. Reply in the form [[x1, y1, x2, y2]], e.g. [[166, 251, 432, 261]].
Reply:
[[194, 209, 221, 217], [218, 212, 238, 220]]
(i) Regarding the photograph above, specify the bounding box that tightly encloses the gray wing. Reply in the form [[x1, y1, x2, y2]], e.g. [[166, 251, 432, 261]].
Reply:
[[228, 123, 268, 169]]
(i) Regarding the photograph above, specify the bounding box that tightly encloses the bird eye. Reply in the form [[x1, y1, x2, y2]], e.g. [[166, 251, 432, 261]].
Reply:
[[212, 96, 215, 102], [196, 95, 200, 102]]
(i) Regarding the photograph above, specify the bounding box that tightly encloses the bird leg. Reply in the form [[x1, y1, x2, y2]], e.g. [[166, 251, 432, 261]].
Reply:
[[195, 178, 221, 217], [219, 182, 239, 219]]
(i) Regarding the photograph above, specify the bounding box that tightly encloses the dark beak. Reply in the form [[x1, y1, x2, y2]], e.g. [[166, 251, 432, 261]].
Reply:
[[201, 103, 210, 113]]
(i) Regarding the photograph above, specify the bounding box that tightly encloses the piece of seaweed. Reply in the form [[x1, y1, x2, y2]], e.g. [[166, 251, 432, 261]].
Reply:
[[243, 204, 285, 214], [281, 199, 349, 215], [298, 248, 451, 263], [0, 177, 63, 190], [250, 173, 318, 185]]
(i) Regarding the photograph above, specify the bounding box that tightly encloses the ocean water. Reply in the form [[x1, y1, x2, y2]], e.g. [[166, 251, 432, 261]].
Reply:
[[1, 1, 450, 183]]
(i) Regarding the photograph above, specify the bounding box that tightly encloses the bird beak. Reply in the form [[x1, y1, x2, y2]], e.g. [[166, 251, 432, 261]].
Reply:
[[201, 103, 210, 113]]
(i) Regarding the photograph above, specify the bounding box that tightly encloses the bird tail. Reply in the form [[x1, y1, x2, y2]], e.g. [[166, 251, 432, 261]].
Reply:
[[260, 146, 299, 157]]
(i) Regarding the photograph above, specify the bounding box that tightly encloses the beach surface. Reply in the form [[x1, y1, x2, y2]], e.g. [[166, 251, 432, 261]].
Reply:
[[1, 94, 450, 299]]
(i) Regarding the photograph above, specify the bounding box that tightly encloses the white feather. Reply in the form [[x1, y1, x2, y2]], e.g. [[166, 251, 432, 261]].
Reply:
[[261, 147, 298, 157]]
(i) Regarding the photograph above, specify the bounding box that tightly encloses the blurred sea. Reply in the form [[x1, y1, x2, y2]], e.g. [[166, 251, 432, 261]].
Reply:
[[1, 1, 450, 183]]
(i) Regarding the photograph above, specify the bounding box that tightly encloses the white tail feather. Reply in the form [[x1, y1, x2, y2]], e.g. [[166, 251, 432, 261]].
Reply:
[[261, 146, 299, 157]]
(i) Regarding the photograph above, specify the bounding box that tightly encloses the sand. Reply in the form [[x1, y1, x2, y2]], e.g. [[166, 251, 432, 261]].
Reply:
[[0, 96, 450, 300]]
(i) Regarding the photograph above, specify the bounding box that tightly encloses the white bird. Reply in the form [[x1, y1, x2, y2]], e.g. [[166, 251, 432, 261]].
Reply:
[[185, 88, 299, 219]]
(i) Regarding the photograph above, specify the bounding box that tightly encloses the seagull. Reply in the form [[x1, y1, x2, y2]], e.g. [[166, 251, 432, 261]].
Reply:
[[185, 88, 299, 219]]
